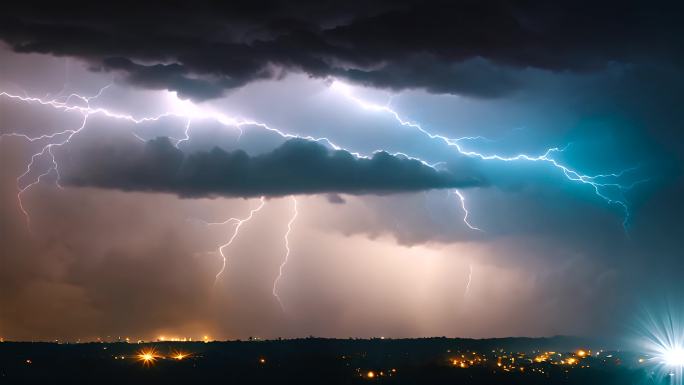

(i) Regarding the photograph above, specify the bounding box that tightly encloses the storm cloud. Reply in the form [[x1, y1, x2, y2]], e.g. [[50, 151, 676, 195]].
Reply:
[[62, 137, 481, 197], [2, 0, 682, 100], [1, 3, 683, 343]]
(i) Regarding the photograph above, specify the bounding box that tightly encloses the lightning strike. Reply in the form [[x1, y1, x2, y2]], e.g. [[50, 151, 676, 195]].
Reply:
[[330, 80, 644, 229], [1, 84, 445, 292], [207, 197, 266, 284], [0, 85, 440, 231], [1, 78, 644, 281], [272, 196, 299, 313], [174, 118, 193, 148], [465, 263, 473, 297], [454, 190, 482, 231], [5, 92, 92, 229]]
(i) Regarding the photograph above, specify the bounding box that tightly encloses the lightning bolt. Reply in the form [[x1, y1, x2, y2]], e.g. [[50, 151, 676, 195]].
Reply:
[[203, 197, 267, 284], [0, 84, 437, 294], [464, 263, 473, 297], [272, 196, 298, 313], [329, 80, 645, 229], [1, 78, 645, 295], [1, 82, 186, 230], [174, 118, 193, 148], [0, 85, 442, 230], [0, 88, 288, 227], [3, 87, 102, 229], [454, 190, 481, 231]]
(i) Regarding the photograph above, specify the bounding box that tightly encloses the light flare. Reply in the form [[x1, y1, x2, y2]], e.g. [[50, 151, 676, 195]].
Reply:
[[637, 304, 684, 384], [171, 350, 190, 360], [137, 348, 159, 366], [665, 348, 684, 367]]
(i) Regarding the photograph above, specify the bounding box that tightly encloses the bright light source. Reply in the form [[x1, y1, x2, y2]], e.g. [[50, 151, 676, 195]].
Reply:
[[664, 348, 684, 367], [329, 80, 353, 96], [169, 349, 190, 361], [137, 349, 158, 366]]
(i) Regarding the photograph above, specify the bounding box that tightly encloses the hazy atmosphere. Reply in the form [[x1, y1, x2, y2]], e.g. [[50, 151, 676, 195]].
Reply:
[[1, 1, 683, 345]]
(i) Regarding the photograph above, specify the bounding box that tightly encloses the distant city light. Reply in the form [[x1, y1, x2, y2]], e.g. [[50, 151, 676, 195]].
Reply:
[[137, 349, 158, 366], [6, 341, 660, 381]]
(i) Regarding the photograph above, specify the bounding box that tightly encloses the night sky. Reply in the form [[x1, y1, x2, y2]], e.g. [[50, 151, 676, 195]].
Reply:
[[1, 1, 682, 342]]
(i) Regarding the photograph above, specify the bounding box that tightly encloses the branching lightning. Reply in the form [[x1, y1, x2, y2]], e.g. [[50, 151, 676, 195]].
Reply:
[[204, 197, 266, 284], [272, 196, 299, 313], [1, 83, 187, 229], [0, 84, 405, 297], [329, 80, 645, 229], [3, 89, 98, 229], [0, 76, 647, 308], [0, 83, 440, 230]]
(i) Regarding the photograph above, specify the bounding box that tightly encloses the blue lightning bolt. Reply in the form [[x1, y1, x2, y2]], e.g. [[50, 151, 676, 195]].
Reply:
[[1, 77, 646, 299], [329, 80, 645, 229], [272, 196, 298, 313]]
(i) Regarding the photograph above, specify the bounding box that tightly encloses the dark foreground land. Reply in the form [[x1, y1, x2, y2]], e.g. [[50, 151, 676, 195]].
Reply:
[[0, 337, 659, 384]]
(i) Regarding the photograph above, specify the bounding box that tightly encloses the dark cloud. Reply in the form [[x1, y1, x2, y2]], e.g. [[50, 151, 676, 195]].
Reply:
[[61, 137, 482, 197], [325, 194, 346, 204], [2, 1, 682, 99], [101, 58, 236, 100], [1, 41, 683, 342]]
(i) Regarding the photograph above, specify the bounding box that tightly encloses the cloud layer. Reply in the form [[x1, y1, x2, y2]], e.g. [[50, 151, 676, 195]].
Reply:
[[2, 1, 682, 99], [62, 137, 481, 197]]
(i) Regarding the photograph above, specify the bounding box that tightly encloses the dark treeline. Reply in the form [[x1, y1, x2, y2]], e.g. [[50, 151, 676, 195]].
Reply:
[[0, 337, 652, 384]]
